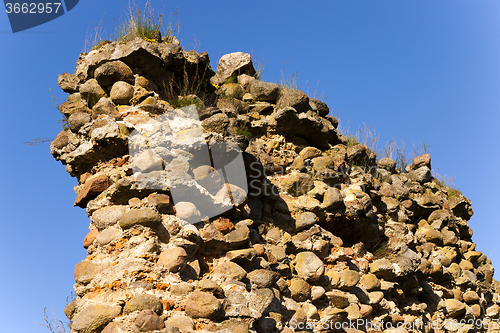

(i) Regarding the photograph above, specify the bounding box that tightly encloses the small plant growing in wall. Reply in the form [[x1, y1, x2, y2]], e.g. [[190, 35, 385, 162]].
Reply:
[[50, 89, 68, 130], [236, 124, 252, 137], [85, 0, 180, 52]]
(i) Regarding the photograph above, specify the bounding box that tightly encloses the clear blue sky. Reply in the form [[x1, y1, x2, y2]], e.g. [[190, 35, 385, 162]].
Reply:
[[1, 1, 499, 332]]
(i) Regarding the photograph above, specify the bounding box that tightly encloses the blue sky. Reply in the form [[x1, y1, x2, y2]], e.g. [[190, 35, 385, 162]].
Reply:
[[1, 1, 499, 332]]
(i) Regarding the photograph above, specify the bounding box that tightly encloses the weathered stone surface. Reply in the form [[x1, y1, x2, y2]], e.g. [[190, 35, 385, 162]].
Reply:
[[225, 223, 250, 248], [95, 228, 121, 246], [463, 290, 479, 304], [215, 183, 247, 207], [294, 212, 318, 231], [249, 288, 275, 317], [158, 247, 188, 273], [71, 304, 122, 333], [325, 290, 350, 308], [213, 261, 247, 280], [185, 291, 221, 319], [131, 150, 163, 173], [79, 79, 106, 107], [197, 279, 224, 298], [309, 99, 329, 117], [91, 205, 127, 230], [220, 319, 250, 333], [74, 175, 110, 208], [280, 172, 314, 197], [201, 113, 229, 135], [445, 299, 466, 318], [118, 207, 161, 229], [377, 157, 396, 173], [338, 269, 360, 290], [58, 72, 79, 93], [94, 60, 134, 86], [82, 229, 99, 248], [110, 81, 134, 105], [412, 153, 431, 170], [248, 79, 280, 102], [92, 97, 121, 120], [295, 251, 324, 282], [164, 316, 194, 333], [220, 83, 244, 99], [174, 201, 201, 224], [289, 278, 311, 302], [212, 52, 256, 85], [146, 193, 175, 214], [124, 294, 163, 315], [64, 299, 77, 320], [193, 165, 222, 194], [134, 309, 165, 331], [100, 322, 122, 333], [74, 260, 99, 283], [277, 89, 310, 113], [323, 186, 343, 208], [68, 112, 91, 133], [408, 166, 431, 184], [226, 248, 256, 263], [247, 269, 280, 288], [370, 257, 414, 280], [359, 273, 381, 291]]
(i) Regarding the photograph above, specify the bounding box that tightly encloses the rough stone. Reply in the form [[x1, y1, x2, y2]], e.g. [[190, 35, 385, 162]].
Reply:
[[91, 205, 128, 230], [185, 291, 221, 319], [74, 260, 99, 284], [79, 79, 106, 107], [294, 212, 318, 231], [338, 270, 360, 290], [277, 89, 310, 113], [134, 309, 165, 331], [325, 290, 350, 308], [212, 52, 256, 85], [377, 157, 396, 173], [124, 294, 163, 315], [220, 319, 250, 333], [118, 207, 162, 229], [412, 153, 431, 170], [95, 228, 121, 246], [445, 299, 466, 318], [158, 247, 188, 273], [110, 81, 134, 105], [146, 193, 175, 214], [323, 186, 343, 208], [164, 316, 194, 333], [280, 172, 314, 197], [68, 112, 91, 133], [248, 79, 280, 103], [359, 273, 381, 291], [94, 60, 134, 86], [82, 229, 99, 248], [213, 261, 247, 280], [92, 97, 121, 120], [247, 269, 280, 288], [289, 278, 311, 302], [74, 175, 110, 208], [248, 288, 275, 317], [294, 251, 324, 282], [175, 201, 201, 224], [71, 304, 122, 333], [220, 83, 244, 99]]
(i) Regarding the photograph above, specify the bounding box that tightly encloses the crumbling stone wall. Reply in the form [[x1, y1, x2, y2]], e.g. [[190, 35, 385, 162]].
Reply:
[[52, 37, 500, 333]]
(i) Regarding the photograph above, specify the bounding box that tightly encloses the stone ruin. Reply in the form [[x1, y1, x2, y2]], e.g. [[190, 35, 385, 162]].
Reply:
[[52, 36, 500, 333]]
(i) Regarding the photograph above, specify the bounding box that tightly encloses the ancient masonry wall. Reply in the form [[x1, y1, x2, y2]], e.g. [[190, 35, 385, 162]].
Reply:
[[52, 37, 500, 333]]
